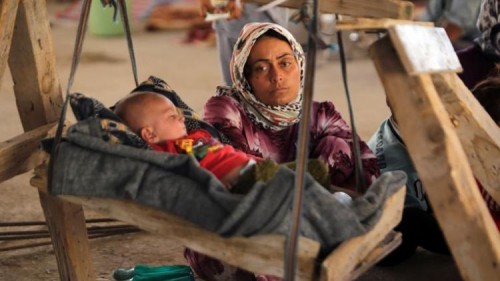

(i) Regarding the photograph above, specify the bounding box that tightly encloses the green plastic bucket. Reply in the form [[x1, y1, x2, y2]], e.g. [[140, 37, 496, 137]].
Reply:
[[89, 0, 132, 37]]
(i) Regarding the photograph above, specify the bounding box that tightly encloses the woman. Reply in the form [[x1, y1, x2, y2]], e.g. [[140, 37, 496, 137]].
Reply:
[[204, 22, 379, 190], [185, 22, 380, 281]]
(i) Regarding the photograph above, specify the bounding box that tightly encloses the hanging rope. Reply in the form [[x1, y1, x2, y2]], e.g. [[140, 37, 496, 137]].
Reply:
[[284, 0, 320, 280], [48, 0, 138, 191], [335, 15, 366, 192], [116, 0, 139, 86], [48, 0, 93, 193]]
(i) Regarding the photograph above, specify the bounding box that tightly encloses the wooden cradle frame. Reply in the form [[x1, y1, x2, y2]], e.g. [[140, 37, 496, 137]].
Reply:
[[1, 0, 499, 280]]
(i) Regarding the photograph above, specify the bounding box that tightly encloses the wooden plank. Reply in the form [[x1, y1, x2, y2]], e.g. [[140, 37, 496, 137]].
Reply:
[[0, 122, 54, 184], [370, 36, 500, 281], [245, 0, 414, 20], [31, 170, 408, 281], [336, 18, 432, 31], [349, 231, 402, 280], [388, 25, 462, 75], [10, 1, 94, 280], [7, 0, 63, 131], [71, 198, 319, 281], [0, 0, 19, 89], [31, 169, 319, 280], [320, 186, 405, 281], [30, 166, 320, 281], [432, 73, 500, 204]]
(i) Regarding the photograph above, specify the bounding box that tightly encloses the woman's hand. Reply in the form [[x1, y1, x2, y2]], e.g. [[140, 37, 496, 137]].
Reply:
[[199, 0, 242, 19], [225, 0, 242, 19], [199, 0, 219, 16]]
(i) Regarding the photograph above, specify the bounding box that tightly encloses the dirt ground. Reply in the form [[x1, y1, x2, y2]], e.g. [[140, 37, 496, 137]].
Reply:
[[0, 2, 463, 281]]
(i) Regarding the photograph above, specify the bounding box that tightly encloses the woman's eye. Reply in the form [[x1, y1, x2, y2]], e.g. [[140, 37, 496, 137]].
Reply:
[[281, 61, 292, 67], [254, 65, 268, 73]]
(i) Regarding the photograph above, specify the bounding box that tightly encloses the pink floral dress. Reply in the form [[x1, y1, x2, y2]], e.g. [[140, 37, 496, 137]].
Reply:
[[204, 95, 379, 189]]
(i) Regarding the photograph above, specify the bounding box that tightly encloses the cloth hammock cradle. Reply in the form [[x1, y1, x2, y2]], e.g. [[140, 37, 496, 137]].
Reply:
[[33, 119, 406, 281]]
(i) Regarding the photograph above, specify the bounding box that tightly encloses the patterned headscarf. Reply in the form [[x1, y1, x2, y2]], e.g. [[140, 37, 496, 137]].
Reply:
[[476, 0, 500, 56], [216, 23, 305, 131]]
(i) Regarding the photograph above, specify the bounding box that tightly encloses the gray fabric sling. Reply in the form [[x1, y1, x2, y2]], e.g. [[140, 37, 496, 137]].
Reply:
[[51, 118, 407, 251]]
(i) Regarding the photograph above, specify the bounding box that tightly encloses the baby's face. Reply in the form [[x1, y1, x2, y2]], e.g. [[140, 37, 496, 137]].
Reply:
[[151, 99, 187, 142]]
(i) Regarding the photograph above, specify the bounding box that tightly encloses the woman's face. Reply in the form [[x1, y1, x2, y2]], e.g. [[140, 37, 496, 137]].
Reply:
[[245, 36, 300, 106]]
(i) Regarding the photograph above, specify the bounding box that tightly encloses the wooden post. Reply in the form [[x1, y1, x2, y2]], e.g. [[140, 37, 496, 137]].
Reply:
[[0, 123, 55, 183], [5, 1, 95, 280], [8, 0, 62, 130], [0, 0, 19, 89], [369, 36, 500, 281], [387, 24, 499, 201], [431, 73, 500, 203]]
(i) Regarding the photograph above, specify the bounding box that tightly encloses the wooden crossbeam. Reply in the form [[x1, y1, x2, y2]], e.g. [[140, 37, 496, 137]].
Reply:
[[370, 36, 500, 281], [336, 18, 432, 31], [432, 73, 500, 204], [245, 0, 413, 20], [0, 122, 54, 184], [0, 0, 19, 89]]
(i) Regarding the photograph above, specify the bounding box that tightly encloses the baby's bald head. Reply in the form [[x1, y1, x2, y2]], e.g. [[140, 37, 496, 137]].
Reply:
[[114, 91, 175, 134]]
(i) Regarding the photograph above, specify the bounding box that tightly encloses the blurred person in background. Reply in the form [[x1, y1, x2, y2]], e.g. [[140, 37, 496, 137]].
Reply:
[[457, 0, 500, 89], [419, 0, 482, 49]]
